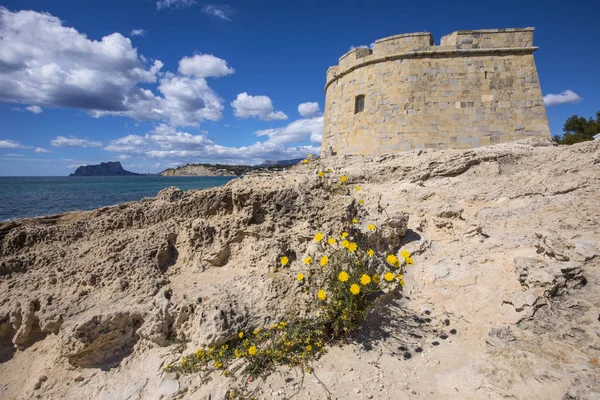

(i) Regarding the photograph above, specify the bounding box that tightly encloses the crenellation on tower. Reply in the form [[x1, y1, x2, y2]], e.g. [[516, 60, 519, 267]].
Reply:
[[445, 27, 535, 49], [321, 27, 551, 157], [374, 32, 433, 54]]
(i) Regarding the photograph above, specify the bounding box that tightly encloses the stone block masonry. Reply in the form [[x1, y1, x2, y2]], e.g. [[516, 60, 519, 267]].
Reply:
[[321, 28, 551, 157]]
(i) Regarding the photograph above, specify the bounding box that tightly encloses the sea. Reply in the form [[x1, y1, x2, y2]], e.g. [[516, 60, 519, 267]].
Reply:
[[0, 176, 236, 222]]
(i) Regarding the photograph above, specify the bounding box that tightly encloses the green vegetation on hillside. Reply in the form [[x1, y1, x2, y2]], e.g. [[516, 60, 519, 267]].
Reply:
[[553, 111, 600, 145]]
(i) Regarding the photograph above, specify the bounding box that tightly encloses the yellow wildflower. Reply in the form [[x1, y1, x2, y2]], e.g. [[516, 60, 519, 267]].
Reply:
[[368, 224, 376, 231], [399, 279, 406, 286], [358, 199, 364, 205], [360, 274, 371, 285], [308, 153, 313, 158], [248, 346, 257, 356], [327, 237, 337, 245], [320, 255, 329, 267], [318, 171, 324, 177], [338, 271, 349, 282], [401, 249, 411, 259], [280, 256, 289, 266], [372, 274, 381, 284], [314, 232, 324, 242], [238, 331, 244, 339], [235, 349, 241, 358], [214, 361, 223, 369], [327, 169, 332, 173], [253, 327, 261, 335], [396, 274, 404, 280], [384, 272, 395, 282], [304, 256, 312, 265], [341, 231, 349, 238], [297, 273, 305, 281], [406, 257, 414, 265], [354, 185, 360, 191], [386, 254, 400, 268], [367, 248, 375, 257], [352, 218, 359, 224], [340, 175, 348, 183], [302, 159, 308, 164], [341, 239, 350, 248], [350, 284, 360, 295], [317, 290, 326, 300], [347, 242, 358, 252], [306, 345, 313, 351]]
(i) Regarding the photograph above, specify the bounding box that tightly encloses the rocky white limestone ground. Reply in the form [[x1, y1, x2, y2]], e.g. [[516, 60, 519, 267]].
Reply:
[[1, 137, 599, 399]]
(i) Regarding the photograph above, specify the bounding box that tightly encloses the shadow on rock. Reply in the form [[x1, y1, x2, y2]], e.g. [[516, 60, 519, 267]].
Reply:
[[68, 312, 144, 371], [354, 291, 454, 360]]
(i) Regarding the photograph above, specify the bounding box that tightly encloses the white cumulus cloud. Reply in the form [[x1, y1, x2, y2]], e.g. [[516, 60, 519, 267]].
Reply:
[[298, 102, 320, 118], [202, 4, 233, 21], [0, 8, 232, 127], [0, 139, 27, 149], [51, 136, 103, 148], [130, 29, 147, 37], [179, 54, 235, 78], [104, 134, 149, 154], [34, 147, 51, 153], [26, 105, 42, 114], [543, 90, 582, 107], [157, 0, 196, 10], [256, 115, 324, 144], [231, 93, 288, 121], [104, 115, 322, 166]]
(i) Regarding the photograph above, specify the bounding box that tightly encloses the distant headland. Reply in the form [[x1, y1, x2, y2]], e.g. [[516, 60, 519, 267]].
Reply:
[[68, 159, 304, 177], [159, 159, 302, 176], [69, 161, 140, 176]]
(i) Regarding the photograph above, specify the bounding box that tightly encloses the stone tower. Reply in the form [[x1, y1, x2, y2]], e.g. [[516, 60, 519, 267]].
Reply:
[[321, 28, 550, 157]]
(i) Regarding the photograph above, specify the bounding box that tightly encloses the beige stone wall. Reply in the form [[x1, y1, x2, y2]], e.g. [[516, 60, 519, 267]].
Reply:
[[321, 28, 550, 157]]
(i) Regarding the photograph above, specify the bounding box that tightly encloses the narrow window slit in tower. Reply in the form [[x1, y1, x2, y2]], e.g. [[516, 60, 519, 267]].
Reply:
[[485, 71, 488, 79], [354, 95, 365, 114]]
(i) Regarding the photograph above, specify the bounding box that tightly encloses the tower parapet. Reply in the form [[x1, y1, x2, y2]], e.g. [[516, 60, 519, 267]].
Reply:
[[322, 28, 550, 157]]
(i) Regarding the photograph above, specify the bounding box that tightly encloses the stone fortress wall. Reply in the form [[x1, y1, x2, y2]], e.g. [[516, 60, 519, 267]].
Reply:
[[321, 28, 551, 156]]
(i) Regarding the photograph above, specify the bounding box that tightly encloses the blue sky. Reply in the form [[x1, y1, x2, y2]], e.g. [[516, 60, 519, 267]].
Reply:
[[0, 0, 598, 176]]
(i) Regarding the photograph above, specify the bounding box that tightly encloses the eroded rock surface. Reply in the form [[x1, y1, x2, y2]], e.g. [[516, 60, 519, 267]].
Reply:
[[1, 138, 599, 399]]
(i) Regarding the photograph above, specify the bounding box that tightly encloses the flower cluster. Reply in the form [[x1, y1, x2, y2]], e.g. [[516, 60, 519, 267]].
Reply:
[[296, 220, 410, 338]]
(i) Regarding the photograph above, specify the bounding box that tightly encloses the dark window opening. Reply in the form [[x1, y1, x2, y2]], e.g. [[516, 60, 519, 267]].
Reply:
[[484, 71, 488, 79], [354, 95, 365, 114]]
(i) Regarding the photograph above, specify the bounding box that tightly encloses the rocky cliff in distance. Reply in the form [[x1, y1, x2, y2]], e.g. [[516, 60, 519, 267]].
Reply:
[[159, 161, 299, 176], [69, 161, 139, 176], [159, 164, 237, 176], [1, 138, 599, 399]]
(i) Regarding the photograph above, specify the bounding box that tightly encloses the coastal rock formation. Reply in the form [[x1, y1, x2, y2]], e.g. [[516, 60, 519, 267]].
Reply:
[[159, 164, 236, 176], [159, 160, 301, 176], [69, 161, 139, 176], [1, 138, 599, 399]]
